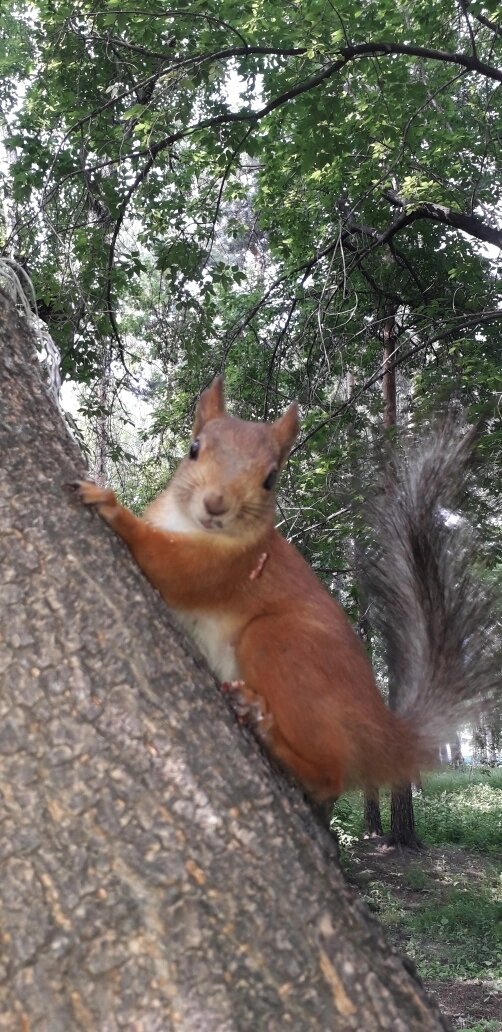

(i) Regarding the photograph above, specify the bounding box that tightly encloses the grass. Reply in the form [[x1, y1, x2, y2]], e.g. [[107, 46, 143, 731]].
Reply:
[[404, 882, 501, 980], [414, 770, 502, 853], [333, 767, 502, 853], [334, 767, 502, 1028], [360, 874, 501, 981], [463, 1024, 500, 1032]]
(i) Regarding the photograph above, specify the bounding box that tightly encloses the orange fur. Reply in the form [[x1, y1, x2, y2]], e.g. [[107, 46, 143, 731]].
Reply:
[[73, 378, 422, 800]]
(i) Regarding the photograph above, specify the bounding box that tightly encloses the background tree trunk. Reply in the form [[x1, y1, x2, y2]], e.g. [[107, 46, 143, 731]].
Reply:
[[388, 784, 420, 850], [346, 371, 384, 839], [364, 789, 384, 838], [473, 722, 489, 764], [382, 314, 420, 849], [488, 726, 500, 766], [0, 290, 448, 1030], [450, 733, 463, 767], [356, 561, 384, 837], [92, 344, 112, 485]]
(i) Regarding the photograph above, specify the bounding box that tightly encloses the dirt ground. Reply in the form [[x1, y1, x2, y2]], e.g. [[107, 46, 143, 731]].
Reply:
[[345, 838, 502, 1031], [426, 979, 502, 1029]]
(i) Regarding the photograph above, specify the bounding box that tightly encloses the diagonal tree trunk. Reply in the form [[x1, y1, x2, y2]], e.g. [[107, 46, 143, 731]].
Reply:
[[0, 289, 447, 1030]]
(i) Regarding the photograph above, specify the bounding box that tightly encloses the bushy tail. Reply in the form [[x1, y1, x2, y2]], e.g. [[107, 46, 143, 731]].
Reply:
[[366, 420, 500, 760]]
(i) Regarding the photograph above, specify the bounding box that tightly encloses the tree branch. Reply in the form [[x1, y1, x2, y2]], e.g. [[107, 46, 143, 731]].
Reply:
[[291, 309, 502, 454], [468, 8, 502, 36], [346, 218, 428, 297], [376, 203, 502, 250], [340, 40, 502, 82], [57, 32, 500, 335], [129, 40, 502, 165]]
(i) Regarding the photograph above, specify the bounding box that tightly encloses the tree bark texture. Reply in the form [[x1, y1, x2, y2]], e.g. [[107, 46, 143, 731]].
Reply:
[[0, 290, 448, 1030]]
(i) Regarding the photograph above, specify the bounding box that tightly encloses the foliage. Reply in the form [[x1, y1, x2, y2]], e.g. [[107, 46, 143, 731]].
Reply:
[[407, 884, 501, 979], [364, 873, 501, 981], [1, 0, 500, 400], [1, 1, 500, 591], [463, 1024, 500, 1032], [413, 771, 502, 853]]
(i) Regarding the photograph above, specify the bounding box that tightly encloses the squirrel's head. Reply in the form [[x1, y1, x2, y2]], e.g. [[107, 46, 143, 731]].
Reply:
[[166, 376, 299, 539]]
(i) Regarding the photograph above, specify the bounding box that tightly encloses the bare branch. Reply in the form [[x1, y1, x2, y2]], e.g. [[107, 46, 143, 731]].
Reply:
[[467, 7, 502, 36], [291, 309, 502, 455]]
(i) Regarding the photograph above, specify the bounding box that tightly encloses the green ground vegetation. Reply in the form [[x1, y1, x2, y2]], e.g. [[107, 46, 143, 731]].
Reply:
[[335, 767, 502, 1030], [335, 767, 502, 853]]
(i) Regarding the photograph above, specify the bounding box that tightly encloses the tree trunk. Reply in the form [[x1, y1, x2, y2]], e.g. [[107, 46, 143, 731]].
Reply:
[[473, 723, 489, 764], [0, 289, 448, 1030], [488, 727, 500, 766], [450, 733, 463, 767], [388, 784, 421, 851], [357, 579, 384, 837], [382, 314, 419, 849], [346, 372, 384, 839], [364, 789, 384, 837], [382, 314, 397, 432], [92, 345, 112, 485]]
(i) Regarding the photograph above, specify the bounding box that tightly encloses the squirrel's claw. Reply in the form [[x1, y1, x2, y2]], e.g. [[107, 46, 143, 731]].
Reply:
[[66, 480, 116, 506]]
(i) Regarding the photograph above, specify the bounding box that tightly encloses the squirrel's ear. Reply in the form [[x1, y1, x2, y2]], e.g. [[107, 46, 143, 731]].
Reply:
[[193, 375, 226, 435], [272, 402, 300, 465]]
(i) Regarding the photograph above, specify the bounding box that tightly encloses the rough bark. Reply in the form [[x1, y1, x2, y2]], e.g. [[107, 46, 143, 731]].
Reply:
[[0, 290, 448, 1030]]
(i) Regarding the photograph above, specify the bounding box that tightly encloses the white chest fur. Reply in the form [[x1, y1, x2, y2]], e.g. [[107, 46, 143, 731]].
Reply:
[[145, 492, 242, 682], [144, 492, 197, 534], [173, 609, 241, 684]]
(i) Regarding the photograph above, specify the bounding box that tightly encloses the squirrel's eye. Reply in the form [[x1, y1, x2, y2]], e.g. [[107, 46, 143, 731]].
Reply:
[[189, 438, 200, 460], [262, 468, 278, 491]]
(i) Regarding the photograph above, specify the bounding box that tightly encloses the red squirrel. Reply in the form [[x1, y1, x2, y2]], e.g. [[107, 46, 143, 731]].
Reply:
[[72, 377, 498, 800]]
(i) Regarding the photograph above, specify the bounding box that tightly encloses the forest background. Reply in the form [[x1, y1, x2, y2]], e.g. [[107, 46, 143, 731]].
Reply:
[[0, 2, 501, 1027], [1, 0, 501, 793]]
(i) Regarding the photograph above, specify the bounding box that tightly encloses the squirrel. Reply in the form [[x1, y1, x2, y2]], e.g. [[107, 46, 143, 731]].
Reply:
[[72, 377, 499, 801]]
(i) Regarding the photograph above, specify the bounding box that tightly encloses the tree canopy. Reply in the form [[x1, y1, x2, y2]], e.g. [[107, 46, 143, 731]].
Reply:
[[1, 0, 501, 580]]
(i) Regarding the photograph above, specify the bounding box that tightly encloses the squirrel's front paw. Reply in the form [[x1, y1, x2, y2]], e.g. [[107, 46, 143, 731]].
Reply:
[[68, 480, 117, 507]]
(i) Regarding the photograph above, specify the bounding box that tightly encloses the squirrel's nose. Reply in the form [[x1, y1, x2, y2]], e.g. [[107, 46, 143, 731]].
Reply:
[[203, 492, 228, 516]]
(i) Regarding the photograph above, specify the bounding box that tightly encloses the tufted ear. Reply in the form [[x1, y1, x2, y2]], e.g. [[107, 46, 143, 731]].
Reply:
[[271, 402, 300, 466], [193, 376, 226, 435]]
